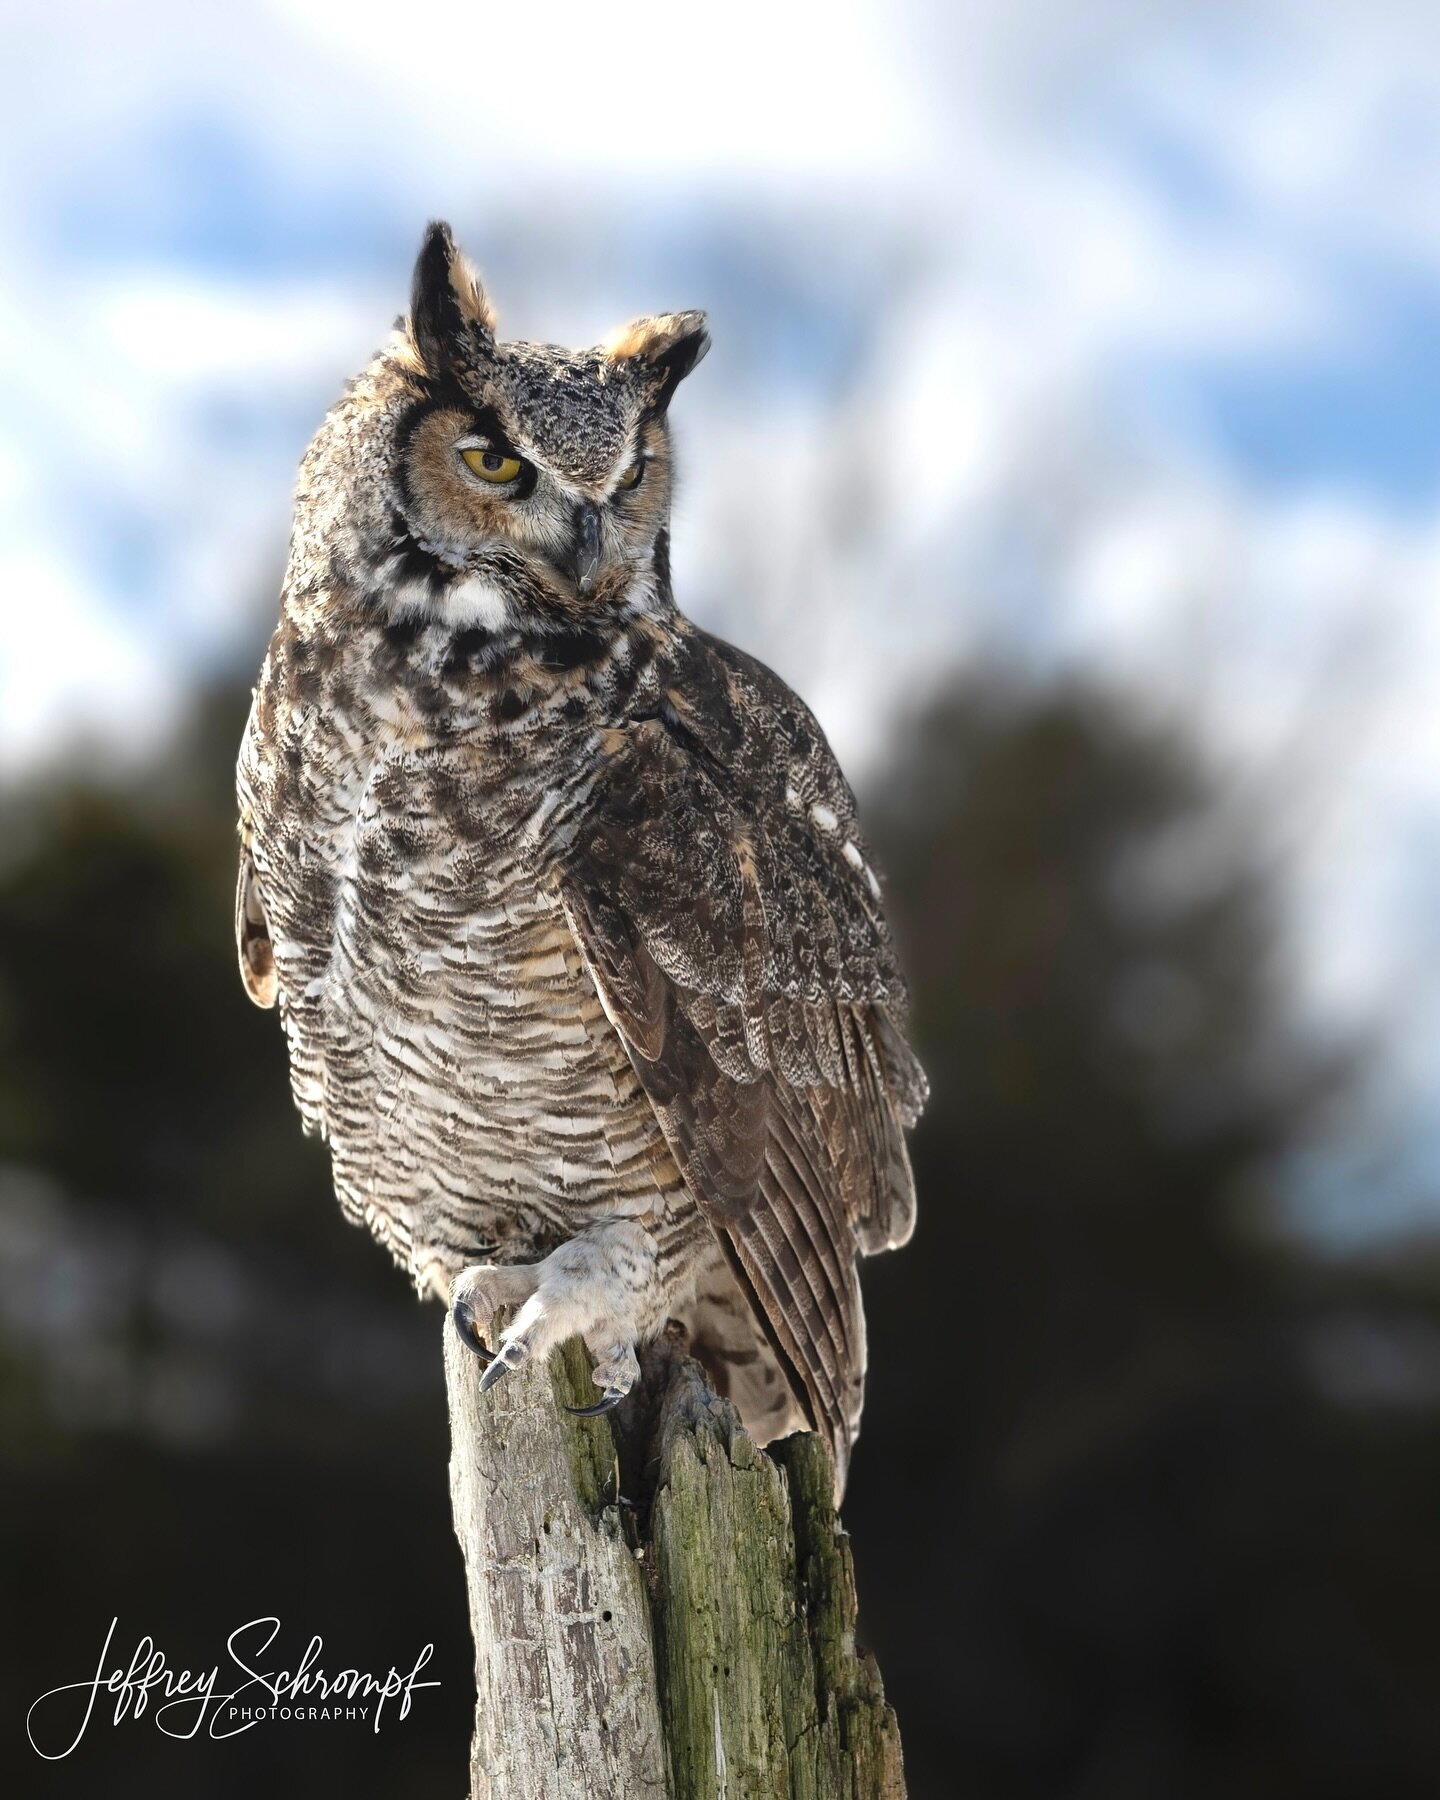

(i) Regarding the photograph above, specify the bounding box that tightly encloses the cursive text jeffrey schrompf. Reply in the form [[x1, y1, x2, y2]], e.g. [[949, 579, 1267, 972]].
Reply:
[[27, 1616, 440, 1759]]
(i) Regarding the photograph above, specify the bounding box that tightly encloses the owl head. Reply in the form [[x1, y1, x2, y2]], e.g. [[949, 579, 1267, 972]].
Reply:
[[293, 221, 709, 635]]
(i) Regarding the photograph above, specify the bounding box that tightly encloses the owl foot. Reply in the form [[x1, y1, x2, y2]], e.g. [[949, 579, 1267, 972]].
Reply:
[[452, 1224, 660, 1417], [565, 1343, 641, 1416]]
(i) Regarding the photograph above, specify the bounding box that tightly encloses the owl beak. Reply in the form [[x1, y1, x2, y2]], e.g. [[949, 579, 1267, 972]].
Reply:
[[568, 502, 602, 596]]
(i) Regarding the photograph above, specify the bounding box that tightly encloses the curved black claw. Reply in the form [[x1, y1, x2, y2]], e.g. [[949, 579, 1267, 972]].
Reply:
[[565, 1387, 627, 1418], [452, 1297, 493, 1366], [479, 1343, 529, 1393]]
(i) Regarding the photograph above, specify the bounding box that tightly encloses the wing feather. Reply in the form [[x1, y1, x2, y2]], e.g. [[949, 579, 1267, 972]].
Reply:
[[557, 626, 925, 1490]]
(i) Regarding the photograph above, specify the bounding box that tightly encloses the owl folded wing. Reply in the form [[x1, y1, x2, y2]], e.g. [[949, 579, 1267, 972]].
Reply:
[[557, 629, 925, 1486]]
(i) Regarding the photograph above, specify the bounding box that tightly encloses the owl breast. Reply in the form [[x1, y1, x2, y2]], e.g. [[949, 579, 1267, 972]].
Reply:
[[240, 616, 691, 1299]]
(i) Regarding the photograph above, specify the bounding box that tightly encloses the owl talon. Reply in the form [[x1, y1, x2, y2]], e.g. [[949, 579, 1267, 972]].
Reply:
[[567, 1342, 639, 1416], [565, 1388, 627, 1417], [478, 1339, 530, 1393], [452, 1296, 494, 1365]]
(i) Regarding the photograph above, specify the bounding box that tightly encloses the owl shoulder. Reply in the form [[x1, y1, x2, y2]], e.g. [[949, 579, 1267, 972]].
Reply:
[[565, 619, 907, 1015]]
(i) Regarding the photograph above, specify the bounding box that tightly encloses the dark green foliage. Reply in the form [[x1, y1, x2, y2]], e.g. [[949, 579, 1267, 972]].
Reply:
[[4, 668, 1439, 1798], [845, 681, 1440, 1800]]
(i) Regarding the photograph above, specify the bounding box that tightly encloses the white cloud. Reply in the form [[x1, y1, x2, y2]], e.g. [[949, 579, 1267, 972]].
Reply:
[[266, 0, 939, 186], [0, 551, 177, 771]]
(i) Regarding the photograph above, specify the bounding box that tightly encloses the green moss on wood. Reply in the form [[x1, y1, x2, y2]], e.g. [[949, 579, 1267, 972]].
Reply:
[[639, 1356, 906, 1799], [548, 1334, 621, 1519]]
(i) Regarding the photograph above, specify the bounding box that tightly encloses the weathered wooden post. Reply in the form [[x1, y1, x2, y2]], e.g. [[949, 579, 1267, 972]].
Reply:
[[445, 1320, 906, 1800]]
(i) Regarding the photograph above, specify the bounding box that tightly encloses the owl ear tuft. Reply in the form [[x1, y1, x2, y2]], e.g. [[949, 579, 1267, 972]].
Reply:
[[602, 311, 709, 408], [410, 220, 497, 374]]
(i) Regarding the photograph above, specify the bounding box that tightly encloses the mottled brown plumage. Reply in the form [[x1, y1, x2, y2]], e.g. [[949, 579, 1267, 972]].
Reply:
[[236, 221, 924, 1491]]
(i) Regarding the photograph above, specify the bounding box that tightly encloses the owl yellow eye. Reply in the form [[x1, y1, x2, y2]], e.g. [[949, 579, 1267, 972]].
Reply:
[[461, 447, 523, 484], [615, 457, 645, 491]]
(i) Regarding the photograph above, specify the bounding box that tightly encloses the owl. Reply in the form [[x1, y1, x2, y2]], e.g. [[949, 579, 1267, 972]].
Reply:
[[236, 222, 926, 1493]]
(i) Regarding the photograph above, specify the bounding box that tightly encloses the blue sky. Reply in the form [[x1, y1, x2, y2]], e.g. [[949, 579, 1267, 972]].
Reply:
[[2, 0, 1438, 1240]]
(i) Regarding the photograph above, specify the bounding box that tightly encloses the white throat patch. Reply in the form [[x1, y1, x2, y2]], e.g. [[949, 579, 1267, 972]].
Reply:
[[381, 566, 512, 633], [438, 575, 512, 631]]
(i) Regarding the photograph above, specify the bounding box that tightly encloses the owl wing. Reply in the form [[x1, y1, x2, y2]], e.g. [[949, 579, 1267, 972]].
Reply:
[[558, 626, 925, 1486]]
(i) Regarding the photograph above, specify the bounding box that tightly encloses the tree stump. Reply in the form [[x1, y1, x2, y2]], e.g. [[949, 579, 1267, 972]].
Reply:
[[445, 1319, 906, 1800]]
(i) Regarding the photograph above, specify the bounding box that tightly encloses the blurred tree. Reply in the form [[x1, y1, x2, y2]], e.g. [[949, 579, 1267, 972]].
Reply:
[[847, 681, 1440, 1800], [3, 669, 1440, 1799]]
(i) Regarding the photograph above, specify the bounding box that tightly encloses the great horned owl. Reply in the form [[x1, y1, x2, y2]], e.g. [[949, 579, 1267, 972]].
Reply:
[[236, 222, 925, 1493]]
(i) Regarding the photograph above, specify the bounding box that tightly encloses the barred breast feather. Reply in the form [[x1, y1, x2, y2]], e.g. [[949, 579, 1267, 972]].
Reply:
[[236, 606, 694, 1299]]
